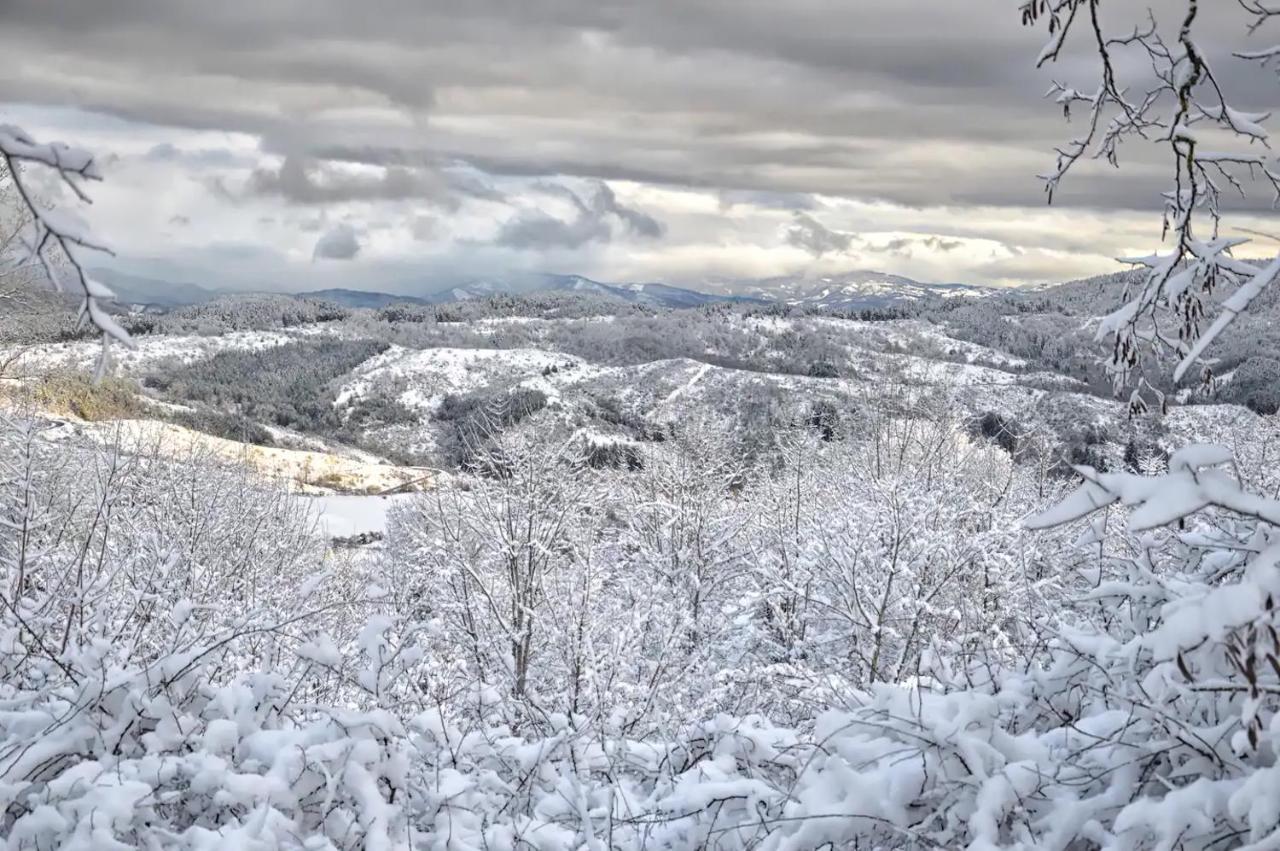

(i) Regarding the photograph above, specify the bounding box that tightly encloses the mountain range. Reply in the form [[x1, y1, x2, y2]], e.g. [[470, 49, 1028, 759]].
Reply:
[[90, 268, 999, 313]]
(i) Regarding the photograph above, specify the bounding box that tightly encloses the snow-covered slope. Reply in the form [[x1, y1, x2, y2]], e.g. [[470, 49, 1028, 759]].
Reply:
[[743, 271, 995, 310]]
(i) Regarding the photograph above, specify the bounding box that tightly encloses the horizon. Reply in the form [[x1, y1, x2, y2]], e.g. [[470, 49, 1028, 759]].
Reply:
[[88, 263, 1008, 300]]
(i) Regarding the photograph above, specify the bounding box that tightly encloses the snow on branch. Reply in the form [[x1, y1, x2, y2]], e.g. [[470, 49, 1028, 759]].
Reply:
[[1027, 442, 1280, 532], [1024, 0, 1280, 400], [0, 124, 131, 378]]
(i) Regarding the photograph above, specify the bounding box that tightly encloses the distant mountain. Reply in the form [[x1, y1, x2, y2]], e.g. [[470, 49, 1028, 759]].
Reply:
[[717, 270, 995, 311], [90, 269, 217, 308], [608, 280, 767, 309], [421, 273, 769, 309], [296, 288, 432, 309], [91, 266, 988, 313]]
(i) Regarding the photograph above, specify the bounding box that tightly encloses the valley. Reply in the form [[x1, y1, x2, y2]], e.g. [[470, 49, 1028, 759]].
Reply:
[[3, 270, 1272, 550], [5, 266, 1269, 499]]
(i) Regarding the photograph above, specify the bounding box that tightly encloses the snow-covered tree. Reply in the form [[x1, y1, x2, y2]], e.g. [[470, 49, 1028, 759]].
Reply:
[[385, 426, 600, 727], [0, 162, 37, 299]]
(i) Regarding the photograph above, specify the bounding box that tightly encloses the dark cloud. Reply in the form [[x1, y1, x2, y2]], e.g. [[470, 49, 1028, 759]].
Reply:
[[303, 147, 509, 203], [922, 236, 962, 253], [5, 0, 1279, 291], [313, 223, 361, 260], [496, 209, 610, 250], [868, 235, 965, 256], [785, 212, 856, 256], [6, 0, 1271, 212], [593, 182, 665, 239], [496, 181, 664, 249], [247, 155, 461, 207]]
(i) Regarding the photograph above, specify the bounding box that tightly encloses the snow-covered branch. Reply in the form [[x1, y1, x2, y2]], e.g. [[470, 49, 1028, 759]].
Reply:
[[0, 125, 130, 378], [1025, 0, 1280, 397]]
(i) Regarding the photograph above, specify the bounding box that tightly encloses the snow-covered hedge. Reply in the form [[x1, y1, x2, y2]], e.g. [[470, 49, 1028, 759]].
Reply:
[[6, 406, 1280, 848]]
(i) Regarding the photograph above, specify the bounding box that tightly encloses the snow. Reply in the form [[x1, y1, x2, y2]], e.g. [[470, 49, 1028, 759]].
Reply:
[[310, 493, 416, 537], [335, 346, 596, 413], [660, 362, 712, 405], [37, 416, 431, 495], [12, 21, 1280, 845], [3, 329, 305, 374], [1175, 253, 1280, 382]]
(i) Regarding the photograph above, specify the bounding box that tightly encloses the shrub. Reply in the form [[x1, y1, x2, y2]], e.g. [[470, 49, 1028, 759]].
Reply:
[[167, 408, 276, 446], [376, 303, 437, 323], [971, 411, 1020, 454], [147, 295, 351, 335], [806, 360, 841, 378], [434, 386, 549, 469], [20, 370, 141, 421], [338, 393, 419, 433], [805, 400, 841, 441], [583, 439, 644, 470]]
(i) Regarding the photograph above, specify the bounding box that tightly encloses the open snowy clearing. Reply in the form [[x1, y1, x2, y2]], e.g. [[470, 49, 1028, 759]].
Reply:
[[309, 493, 418, 537], [37, 416, 433, 494], [335, 345, 600, 412]]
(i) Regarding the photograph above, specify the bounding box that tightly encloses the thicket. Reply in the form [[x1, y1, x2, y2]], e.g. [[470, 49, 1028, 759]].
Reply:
[[11, 369, 142, 421], [144, 338, 387, 433]]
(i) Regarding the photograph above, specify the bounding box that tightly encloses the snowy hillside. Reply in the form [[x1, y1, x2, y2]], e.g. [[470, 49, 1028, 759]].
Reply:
[[5, 286, 1266, 485], [722, 270, 996, 310]]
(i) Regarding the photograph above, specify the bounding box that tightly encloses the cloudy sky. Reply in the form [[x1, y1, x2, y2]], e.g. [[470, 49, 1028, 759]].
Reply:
[[3, 0, 1280, 294]]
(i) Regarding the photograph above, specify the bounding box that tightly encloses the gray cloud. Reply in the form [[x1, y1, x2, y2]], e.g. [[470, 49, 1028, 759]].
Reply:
[[313, 223, 361, 260], [593, 182, 665, 238], [496, 209, 610, 250], [248, 155, 464, 207], [786, 212, 856, 256], [721, 190, 819, 211], [496, 181, 664, 249], [144, 142, 246, 168], [7, 0, 1269, 214], [922, 236, 962, 253], [5, 0, 1277, 289], [410, 214, 437, 242], [867, 235, 964, 256]]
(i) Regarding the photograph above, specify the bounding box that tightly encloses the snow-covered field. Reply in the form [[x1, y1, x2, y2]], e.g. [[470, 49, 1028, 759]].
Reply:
[[335, 345, 599, 413], [4, 328, 322, 374], [33, 415, 433, 495], [309, 493, 417, 537]]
